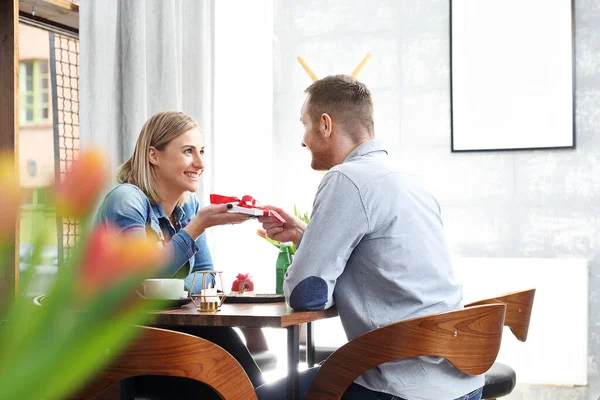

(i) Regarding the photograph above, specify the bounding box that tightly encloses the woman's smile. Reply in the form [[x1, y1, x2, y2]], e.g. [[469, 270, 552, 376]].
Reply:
[[184, 171, 200, 181]]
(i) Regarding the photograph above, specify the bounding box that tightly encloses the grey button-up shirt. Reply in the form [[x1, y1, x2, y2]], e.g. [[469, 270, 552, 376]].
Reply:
[[284, 140, 484, 400]]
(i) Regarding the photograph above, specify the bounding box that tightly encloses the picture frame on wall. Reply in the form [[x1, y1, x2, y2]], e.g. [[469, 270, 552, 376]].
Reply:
[[450, 0, 575, 152]]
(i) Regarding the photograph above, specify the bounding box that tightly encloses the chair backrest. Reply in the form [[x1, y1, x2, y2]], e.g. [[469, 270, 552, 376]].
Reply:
[[465, 288, 535, 342], [80, 326, 257, 400], [306, 304, 506, 400]]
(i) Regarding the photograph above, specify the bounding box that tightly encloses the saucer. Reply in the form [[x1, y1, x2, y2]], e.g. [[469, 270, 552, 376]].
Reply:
[[136, 289, 191, 308], [163, 298, 192, 307], [142, 297, 191, 309]]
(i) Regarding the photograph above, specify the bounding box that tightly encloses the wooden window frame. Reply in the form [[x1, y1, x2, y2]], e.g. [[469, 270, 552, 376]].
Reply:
[[0, 0, 78, 312]]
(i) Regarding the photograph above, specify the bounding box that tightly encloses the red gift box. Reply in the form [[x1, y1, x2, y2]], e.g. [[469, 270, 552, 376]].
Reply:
[[210, 194, 286, 224]]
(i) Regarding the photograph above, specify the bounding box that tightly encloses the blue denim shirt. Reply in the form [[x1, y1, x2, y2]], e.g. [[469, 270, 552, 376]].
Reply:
[[94, 183, 214, 293]]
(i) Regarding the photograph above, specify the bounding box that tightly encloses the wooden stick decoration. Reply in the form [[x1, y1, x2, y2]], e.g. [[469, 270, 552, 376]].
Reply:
[[351, 53, 372, 78], [296, 53, 372, 82], [296, 56, 319, 82]]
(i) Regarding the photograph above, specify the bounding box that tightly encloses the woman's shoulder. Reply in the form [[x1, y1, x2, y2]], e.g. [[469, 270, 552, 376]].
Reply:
[[106, 183, 148, 200], [101, 183, 151, 212], [95, 183, 154, 226], [182, 192, 200, 213]]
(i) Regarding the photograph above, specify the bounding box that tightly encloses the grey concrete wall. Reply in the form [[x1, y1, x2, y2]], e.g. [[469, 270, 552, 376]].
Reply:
[[273, 0, 600, 398]]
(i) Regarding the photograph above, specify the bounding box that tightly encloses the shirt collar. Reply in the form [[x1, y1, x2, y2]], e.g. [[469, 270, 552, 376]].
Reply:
[[343, 139, 388, 163], [174, 205, 186, 221], [151, 202, 186, 222]]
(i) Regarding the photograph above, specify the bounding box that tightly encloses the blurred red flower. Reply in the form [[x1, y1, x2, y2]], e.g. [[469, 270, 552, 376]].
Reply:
[[54, 150, 109, 218], [79, 224, 169, 295]]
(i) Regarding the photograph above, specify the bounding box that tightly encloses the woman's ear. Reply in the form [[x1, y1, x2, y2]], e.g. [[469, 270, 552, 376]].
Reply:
[[148, 146, 159, 166]]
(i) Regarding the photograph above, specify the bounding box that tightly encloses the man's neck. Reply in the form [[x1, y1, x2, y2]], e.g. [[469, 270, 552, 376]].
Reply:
[[334, 136, 372, 166]]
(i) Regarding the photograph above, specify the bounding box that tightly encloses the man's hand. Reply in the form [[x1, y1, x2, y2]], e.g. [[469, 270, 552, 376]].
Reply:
[[185, 204, 250, 238], [258, 205, 307, 245]]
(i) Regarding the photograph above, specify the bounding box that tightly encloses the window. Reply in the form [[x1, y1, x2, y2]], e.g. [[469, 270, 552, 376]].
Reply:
[[21, 187, 50, 208], [19, 60, 50, 124]]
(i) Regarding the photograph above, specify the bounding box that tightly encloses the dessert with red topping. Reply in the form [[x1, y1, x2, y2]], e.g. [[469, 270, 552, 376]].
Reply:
[[231, 273, 255, 296]]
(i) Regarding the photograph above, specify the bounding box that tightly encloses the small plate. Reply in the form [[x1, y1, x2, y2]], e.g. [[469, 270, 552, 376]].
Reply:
[[164, 298, 192, 307], [142, 297, 192, 309], [224, 293, 285, 304], [136, 290, 191, 308]]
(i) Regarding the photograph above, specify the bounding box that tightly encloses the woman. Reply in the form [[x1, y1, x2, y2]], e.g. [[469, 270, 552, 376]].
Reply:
[[96, 110, 263, 399], [96, 110, 247, 292]]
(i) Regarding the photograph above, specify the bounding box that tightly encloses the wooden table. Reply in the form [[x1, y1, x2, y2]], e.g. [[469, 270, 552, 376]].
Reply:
[[148, 302, 338, 400]]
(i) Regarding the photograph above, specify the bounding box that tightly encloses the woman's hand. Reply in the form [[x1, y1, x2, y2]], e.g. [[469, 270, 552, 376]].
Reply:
[[185, 204, 250, 238], [257, 205, 307, 245]]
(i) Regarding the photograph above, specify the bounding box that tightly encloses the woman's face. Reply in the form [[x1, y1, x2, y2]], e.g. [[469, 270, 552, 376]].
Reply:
[[150, 128, 205, 196]]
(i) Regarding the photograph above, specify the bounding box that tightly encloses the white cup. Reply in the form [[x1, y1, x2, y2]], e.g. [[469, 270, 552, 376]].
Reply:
[[143, 279, 185, 300]]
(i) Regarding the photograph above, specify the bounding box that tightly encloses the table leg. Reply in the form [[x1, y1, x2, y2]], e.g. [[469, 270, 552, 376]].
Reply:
[[286, 325, 300, 400], [307, 321, 315, 367]]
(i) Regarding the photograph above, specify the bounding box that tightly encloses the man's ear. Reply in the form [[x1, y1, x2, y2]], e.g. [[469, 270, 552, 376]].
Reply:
[[319, 113, 333, 138], [148, 146, 160, 166]]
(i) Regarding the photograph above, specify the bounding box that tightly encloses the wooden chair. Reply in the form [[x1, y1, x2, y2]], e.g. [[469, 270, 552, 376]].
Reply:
[[305, 304, 507, 400], [465, 289, 536, 400], [77, 326, 257, 400]]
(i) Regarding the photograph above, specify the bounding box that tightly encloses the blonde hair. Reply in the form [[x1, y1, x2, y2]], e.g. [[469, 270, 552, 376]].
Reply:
[[117, 111, 200, 206]]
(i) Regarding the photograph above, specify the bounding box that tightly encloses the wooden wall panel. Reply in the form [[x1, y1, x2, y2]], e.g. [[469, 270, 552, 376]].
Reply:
[[0, 0, 19, 313]]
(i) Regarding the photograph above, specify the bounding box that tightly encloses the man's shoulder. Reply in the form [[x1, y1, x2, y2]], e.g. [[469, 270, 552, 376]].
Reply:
[[330, 156, 403, 187], [332, 158, 437, 204]]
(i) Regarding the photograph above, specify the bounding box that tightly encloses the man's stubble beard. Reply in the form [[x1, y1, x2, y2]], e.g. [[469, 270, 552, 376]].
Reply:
[[310, 150, 332, 172]]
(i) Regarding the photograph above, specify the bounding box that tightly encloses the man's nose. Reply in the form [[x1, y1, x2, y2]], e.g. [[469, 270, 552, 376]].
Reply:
[[301, 141, 307, 148]]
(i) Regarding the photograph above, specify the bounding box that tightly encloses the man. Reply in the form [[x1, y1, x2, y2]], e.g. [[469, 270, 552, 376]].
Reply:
[[256, 75, 484, 400]]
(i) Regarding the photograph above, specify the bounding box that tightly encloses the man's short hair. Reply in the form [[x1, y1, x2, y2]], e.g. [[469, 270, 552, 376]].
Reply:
[[304, 75, 374, 138]]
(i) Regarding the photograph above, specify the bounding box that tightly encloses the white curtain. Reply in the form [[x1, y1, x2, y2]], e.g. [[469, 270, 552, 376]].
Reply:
[[79, 0, 214, 196], [79, 0, 279, 292]]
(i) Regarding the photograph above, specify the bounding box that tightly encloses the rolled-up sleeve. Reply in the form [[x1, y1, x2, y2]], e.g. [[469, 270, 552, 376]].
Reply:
[[284, 171, 369, 311]]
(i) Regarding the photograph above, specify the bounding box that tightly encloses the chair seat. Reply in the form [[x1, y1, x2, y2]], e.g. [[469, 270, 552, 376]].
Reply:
[[482, 362, 516, 399]]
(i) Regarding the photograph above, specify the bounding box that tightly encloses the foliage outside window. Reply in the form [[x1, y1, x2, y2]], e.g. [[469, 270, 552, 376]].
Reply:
[[19, 60, 50, 125], [20, 187, 56, 248]]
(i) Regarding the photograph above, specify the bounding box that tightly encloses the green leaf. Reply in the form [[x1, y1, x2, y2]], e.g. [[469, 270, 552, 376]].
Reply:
[[0, 300, 152, 400], [262, 235, 281, 248], [0, 226, 90, 370], [293, 204, 310, 224], [0, 215, 54, 368], [0, 273, 160, 400]]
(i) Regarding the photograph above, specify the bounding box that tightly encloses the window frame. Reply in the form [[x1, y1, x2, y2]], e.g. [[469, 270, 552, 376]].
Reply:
[[19, 59, 50, 125]]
